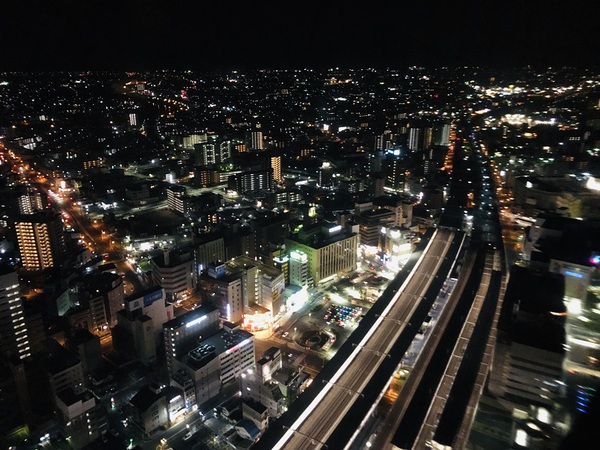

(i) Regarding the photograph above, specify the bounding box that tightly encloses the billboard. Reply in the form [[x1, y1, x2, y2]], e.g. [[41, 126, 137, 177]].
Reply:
[[143, 289, 164, 307]]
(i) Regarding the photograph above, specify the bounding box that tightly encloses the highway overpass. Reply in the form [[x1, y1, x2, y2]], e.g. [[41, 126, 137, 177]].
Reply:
[[256, 227, 466, 450]]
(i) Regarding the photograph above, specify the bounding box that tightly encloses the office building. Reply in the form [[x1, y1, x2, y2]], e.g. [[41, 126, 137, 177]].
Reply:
[[373, 195, 406, 227], [285, 222, 358, 284], [175, 322, 255, 406], [112, 287, 174, 365], [64, 328, 103, 379], [289, 250, 310, 289], [71, 271, 124, 330], [195, 234, 226, 272], [150, 248, 196, 302], [513, 175, 600, 219], [15, 210, 66, 272], [200, 262, 244, 323], [163, 305, 221, 376], [355, 208, 396, 248]]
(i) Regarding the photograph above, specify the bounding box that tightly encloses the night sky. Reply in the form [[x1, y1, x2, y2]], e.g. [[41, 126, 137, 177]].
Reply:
[[1, 0, 600, 71]]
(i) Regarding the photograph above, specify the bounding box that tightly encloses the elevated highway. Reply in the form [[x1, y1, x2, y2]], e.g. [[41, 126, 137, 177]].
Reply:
[[256, 227, 465, 450]]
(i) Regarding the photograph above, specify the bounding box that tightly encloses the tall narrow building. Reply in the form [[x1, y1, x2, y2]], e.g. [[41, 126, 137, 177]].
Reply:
[[0, 265, 30, 360], [251, 131, 264, 150], [271, 156, 282, 183]]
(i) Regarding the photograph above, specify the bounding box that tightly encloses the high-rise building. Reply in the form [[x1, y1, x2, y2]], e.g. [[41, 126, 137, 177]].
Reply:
[[408, 127, 421, 152], [17, 187, 47, 215], [128, 112, 137, 127], [423, 126, 433, 149], [0, 266, 31, 361], [433, 123, 451, 146], [271, 156, 282, 183], [272, 251, 289, 286], [15, 210, 66, 272], [382, 157, 406, 191], [251, 131, 264, 150], [194, 140, 231, 166]]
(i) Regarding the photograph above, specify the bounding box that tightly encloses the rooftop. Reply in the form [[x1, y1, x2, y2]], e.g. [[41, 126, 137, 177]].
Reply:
[[130, 384, 164, 412], [180, 328, 253, 370]]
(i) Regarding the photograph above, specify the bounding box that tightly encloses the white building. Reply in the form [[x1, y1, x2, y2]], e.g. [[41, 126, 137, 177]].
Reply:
[[150, 248, 196, 301], [175, 323, 255, 406]]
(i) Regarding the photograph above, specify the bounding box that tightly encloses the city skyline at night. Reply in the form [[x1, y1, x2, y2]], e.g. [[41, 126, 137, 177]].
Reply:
[[1, 2, 600, 450]]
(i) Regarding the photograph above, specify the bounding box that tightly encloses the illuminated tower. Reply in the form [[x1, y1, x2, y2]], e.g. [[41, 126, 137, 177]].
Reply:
[[15, 211, 66, 272]]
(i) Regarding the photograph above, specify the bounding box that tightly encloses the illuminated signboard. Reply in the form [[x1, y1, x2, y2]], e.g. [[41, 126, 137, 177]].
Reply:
[[564, 270, 584, 279], [143, 289, 163, 307], [186, 315, 206, 328], [328, 225, 342, 234]]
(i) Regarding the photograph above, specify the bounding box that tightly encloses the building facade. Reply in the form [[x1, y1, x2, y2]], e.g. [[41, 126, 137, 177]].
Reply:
[[285, 222, 358, 284], [15, 211, 66, 272], [0, 267, 30, 360], [150, 248, 196, 302]]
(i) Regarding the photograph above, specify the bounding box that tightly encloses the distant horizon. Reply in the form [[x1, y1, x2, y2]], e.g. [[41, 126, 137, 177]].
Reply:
[[2, 1, 599, 72], [2, 64, 600, 74]]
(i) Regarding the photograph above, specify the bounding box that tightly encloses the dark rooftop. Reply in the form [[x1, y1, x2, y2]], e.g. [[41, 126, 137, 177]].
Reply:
[[130, 384, 163, 413]]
